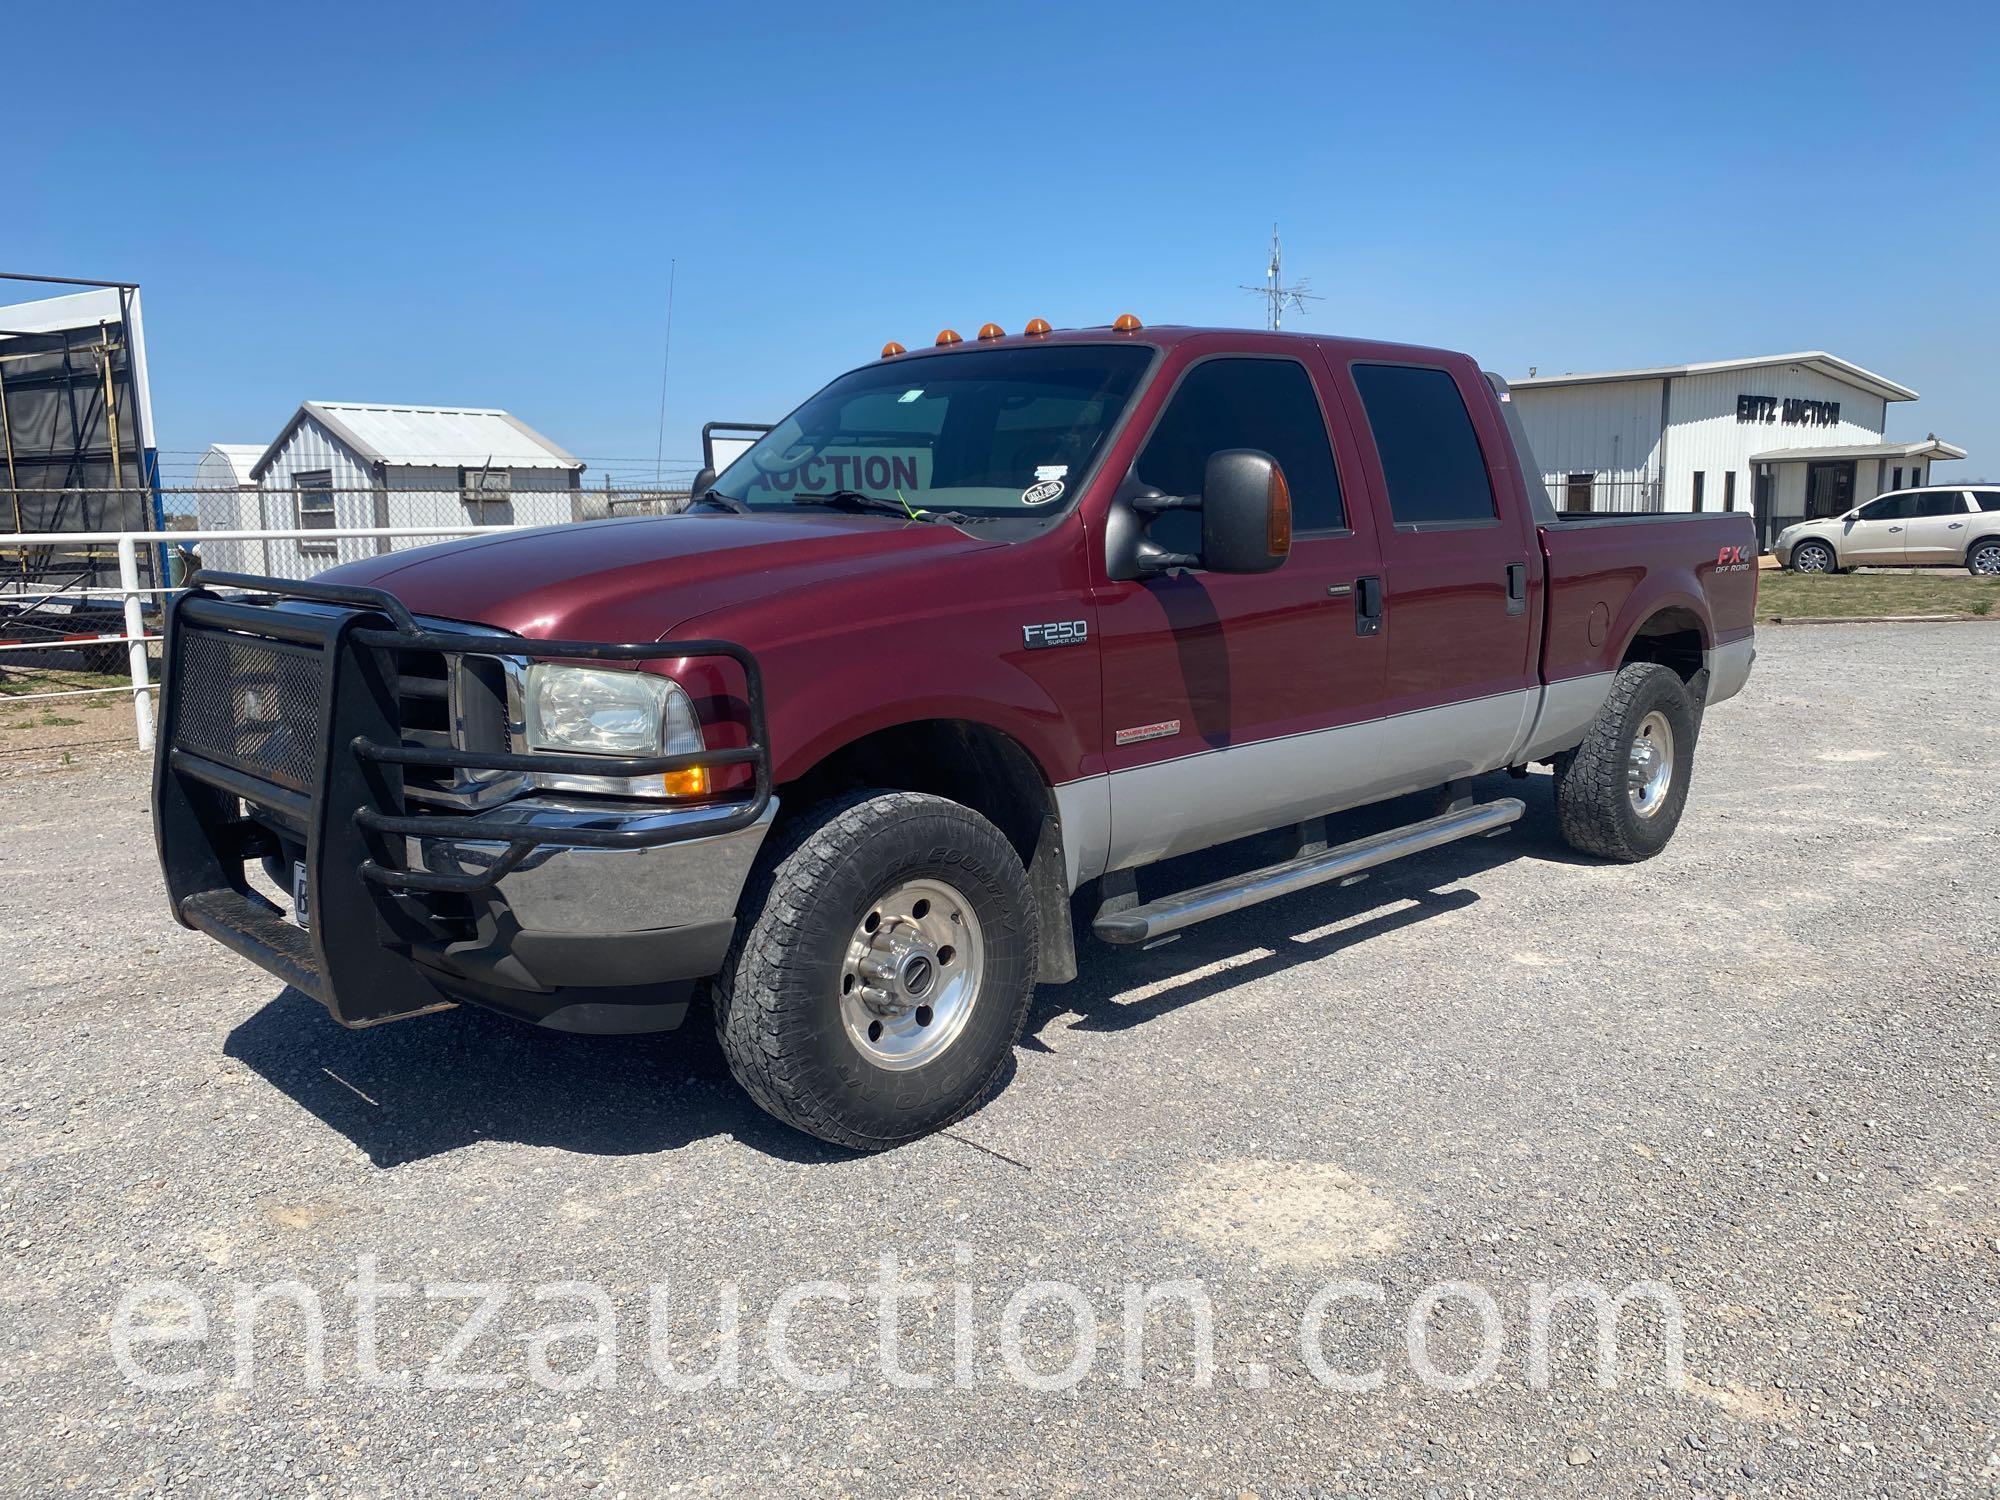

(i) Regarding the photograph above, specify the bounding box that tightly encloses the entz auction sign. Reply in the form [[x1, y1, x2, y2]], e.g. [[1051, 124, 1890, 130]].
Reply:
[[1735, 394, 1841, 426]]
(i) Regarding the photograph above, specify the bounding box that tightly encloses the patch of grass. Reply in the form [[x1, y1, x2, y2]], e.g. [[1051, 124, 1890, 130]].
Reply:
[[37, 713, 84, 727], [1757, 568, 2000, 622], [0, 667, 129, 698]]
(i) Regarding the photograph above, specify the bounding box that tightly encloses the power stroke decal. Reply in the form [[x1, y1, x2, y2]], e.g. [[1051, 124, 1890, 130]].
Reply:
[[1022, 620, 1088, 650], [1114, 719, 1181, 746]]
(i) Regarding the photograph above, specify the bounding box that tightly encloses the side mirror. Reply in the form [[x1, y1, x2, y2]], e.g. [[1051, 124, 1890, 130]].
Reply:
[[689, 466, 719, 499], [1199, 449, 1292, 573]]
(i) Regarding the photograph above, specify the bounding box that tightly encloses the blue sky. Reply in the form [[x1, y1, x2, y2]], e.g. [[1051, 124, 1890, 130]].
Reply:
[[14, 0, 1999, 483]]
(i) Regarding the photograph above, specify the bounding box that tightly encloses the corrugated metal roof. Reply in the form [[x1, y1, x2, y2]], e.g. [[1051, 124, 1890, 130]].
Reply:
[[250, 401, 582, 478], [1748, 437, 1967, 463], [1511, 352, 1919, 404], [201, 443, 264, 486]]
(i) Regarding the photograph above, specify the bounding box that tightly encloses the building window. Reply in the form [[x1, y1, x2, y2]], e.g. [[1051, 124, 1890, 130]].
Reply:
[[1349, 363, 1497, 527], [294, 470, 335, 554], [1891, 466, 1903, 491], [1723, 471, 1736, 512], [1691, 471, 1705, 512], [1563, 473, 1595, 513], [461, 467, 513, 522]]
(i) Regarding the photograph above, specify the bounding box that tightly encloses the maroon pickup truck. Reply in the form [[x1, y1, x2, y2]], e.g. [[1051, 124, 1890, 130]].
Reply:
[[154, 319, 1756, 1148]]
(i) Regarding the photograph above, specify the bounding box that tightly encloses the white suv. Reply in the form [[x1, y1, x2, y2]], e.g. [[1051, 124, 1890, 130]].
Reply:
[[1774, 487, 2000, 575]]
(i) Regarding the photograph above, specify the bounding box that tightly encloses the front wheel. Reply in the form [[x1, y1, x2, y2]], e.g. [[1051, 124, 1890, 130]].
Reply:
[[1553, 662, 1698, 862], [714, 790, 1038, 1150], [1789, 540, 1839, 574]]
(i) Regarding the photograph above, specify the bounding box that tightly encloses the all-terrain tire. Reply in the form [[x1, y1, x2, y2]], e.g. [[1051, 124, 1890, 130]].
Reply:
[[1552, 662, 1698, 863], [713, 790, 1039, 1150]]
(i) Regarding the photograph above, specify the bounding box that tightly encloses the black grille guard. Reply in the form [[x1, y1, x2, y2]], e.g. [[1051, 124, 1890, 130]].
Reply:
[[154, 570, 771, 1026]]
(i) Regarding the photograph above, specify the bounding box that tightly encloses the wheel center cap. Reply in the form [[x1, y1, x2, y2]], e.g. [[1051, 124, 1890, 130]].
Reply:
[[900, 953, 935, 998]]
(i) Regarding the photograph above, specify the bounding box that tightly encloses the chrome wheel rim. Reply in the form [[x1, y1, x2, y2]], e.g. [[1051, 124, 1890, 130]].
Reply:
[[839, 877, 985, 1071], [1627, 710, 1674, 818], [1971, 544, 2000, 577], [1795, 545, 1831, 573]]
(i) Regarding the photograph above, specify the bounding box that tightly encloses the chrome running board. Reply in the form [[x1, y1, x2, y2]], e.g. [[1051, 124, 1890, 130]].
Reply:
[[1091, 798, 1525, 945]]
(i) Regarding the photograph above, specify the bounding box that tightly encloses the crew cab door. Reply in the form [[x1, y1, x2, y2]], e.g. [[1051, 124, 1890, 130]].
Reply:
[[1903, 490, 1973, 564], [1092, 349, 1385, 870], [1841, 493, 1913, 562], [1329, 355, 1541, 783]]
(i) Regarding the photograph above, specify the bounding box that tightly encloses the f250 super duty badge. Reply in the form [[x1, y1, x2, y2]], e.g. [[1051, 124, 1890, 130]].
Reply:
[[1022, 619, 1087, 649]]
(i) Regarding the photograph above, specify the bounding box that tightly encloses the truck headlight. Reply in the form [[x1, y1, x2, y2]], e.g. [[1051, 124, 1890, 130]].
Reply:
[[524, 665, 703, 759]]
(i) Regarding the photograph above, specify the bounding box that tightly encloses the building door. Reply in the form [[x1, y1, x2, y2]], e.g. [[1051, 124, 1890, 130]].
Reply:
[[1563, 473, 1594, 513], [1752, 466, 1773, 550], [1805, 461, 1856, 519]]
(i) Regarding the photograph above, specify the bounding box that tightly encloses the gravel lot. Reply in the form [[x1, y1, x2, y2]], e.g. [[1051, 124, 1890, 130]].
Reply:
[[3, 622, 1996, 1497]]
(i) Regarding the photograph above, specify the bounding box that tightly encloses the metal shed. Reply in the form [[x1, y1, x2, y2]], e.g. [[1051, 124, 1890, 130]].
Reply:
[[247, 401, 585, 575]]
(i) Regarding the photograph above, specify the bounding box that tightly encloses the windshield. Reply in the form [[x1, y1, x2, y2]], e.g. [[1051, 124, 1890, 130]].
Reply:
[[712, 344, 1154, 517]]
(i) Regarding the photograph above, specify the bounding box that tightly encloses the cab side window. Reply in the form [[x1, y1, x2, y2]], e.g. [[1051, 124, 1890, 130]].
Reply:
[[1135, 358, 1344, 554], [1350, 364, 1498, 527], [1978, 492, 2000, 513]]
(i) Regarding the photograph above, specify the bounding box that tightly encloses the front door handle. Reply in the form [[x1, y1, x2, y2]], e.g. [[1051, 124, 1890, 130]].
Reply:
[[1355, 575, 1383, 637], [1506, 561, 1528, 616]]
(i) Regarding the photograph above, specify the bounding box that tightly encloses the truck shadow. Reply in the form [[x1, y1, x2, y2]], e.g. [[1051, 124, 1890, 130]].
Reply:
[[223, 771, 1586, 1167], [221, 989, 850, 1169]]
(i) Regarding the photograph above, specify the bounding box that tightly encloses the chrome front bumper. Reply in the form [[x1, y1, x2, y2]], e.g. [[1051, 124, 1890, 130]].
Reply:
[[406, 795, 777, 935], [394, 795, 779, 1026]]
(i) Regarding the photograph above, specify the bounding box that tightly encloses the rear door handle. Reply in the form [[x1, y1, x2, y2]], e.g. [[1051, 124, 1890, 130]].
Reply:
[[1355, 576, 1383, 637], [1506, 562, 1528, 616]]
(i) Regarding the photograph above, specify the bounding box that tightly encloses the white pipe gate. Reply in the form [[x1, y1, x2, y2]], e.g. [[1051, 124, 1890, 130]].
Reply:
[[0, 525, 531, 750]]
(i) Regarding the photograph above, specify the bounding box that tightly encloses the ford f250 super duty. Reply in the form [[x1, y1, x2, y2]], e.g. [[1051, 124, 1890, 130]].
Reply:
[[153, 318, 1757, 1148]]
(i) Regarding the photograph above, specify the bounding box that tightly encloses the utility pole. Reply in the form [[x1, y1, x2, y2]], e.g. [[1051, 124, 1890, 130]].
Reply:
[[1239, 223, 1322, 331]]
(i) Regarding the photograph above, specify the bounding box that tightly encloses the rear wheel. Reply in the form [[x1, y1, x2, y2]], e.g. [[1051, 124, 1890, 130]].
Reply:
[[1553, 662, 1698, 862], [1790, 540, 1838, 574], [714, 790, 1038, 1150], [1968, 538, 2000, 577]]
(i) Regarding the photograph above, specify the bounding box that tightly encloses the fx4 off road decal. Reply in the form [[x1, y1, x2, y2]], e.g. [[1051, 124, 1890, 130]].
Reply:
[[1714, 544, 1751, 572]]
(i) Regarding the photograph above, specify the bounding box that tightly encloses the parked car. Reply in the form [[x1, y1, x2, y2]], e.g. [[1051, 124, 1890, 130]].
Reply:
[[1774, 486, 2000, 575], [153, 320, 1757, 1149]]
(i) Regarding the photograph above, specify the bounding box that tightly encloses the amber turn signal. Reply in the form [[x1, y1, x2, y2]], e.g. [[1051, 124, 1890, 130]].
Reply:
[[977, 322, 1005, 341], [1113, 312, 1143, 332], [935, 328, 962, 346], [1267, 464, 1293, 557], [1024, 318, 1052, 336], [880, 340, 906, 358], [662, 766, 710, 798]]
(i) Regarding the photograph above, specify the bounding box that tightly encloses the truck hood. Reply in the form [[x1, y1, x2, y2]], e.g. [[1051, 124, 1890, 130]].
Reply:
[[318, 511, 1002, 642]]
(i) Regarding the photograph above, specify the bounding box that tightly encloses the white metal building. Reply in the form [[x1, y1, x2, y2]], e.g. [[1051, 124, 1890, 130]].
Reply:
[[242, 401, 585, 575], [1509, 353, 1967, 550]]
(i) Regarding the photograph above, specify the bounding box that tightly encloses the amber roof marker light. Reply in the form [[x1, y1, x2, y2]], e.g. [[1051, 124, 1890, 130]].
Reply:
[[1024, 318, 1052, 337], [1113, 312, 1143, 333], [977, 322, 1005, 341], [880, 340, 906, 358], [935, 328, 962, 347]]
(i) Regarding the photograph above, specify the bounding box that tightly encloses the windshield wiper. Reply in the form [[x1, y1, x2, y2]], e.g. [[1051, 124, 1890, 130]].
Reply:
[[686, 488, 748, 514], [791, 489, 937, 522]]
